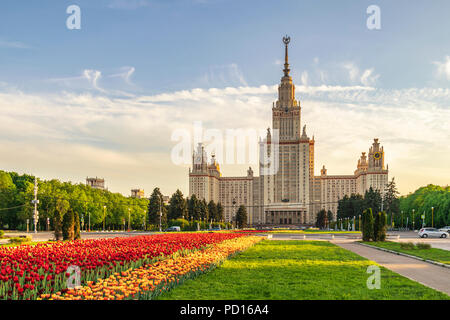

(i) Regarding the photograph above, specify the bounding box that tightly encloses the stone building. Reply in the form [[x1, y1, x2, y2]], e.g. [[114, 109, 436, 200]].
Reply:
[[86, 177, 105, 190], [131, 189, 145, 199], [188, 36, 389, 226]]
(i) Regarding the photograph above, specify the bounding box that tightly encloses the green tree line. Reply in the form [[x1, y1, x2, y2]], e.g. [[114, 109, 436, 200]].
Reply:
[[0, 170, 148, 231]]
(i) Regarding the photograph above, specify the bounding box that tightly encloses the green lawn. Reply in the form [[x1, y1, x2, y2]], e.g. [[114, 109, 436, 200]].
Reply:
[[158, 240, 448, 300], [268, 230, 361, 234], [362, 241, 450, 265]]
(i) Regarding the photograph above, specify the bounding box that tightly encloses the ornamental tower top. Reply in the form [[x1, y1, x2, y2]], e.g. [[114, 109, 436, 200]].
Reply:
[[276, 35, 299, 109]]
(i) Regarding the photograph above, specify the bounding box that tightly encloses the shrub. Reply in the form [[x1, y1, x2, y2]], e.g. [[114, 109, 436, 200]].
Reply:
[[400, 242, 415, 250], [377, 211, 387, 241], [62, 210, 75, 240], [74, 211, 81, 240], [168, 218, 189, 230], [8, 236, 32, 244], [416, 243, 431, 250], [362, 208, 374, 241]]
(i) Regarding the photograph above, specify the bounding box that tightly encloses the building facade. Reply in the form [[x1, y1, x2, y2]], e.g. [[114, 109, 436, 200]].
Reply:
[[131, 189, 145, 199], [189, 36, 389, 226], [86, 177, 105, 190]]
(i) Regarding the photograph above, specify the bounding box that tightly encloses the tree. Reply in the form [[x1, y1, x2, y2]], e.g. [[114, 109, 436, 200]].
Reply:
[[362, 208, 374, 241], [187, 195, 201, 221], [62, 209, 75, 241], [315, 209, 327, 229], [207, 201, 218, 222], [327, 210, 333, 224], [384, 177, 400, 225], [199, 199, 209, 221], [364, 187, 382, 214], [216, 202, 224, 222], [147, 188, 166, 226], [236, 205, 248, 229], [168, 189, 187, 220]]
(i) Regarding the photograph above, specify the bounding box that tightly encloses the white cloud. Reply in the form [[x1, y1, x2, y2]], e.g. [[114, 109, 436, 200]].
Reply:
[[342, 62, 380, 86], [300, 71, 309, 86], [0, 83, 448, 197], [199, 63, 248, 87], [434, 56, 450, 80], [0, 39, 30, 49]]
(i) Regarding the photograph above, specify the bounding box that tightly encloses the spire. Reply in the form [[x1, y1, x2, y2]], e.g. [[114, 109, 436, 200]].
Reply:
[[282, 35, 290, 77]]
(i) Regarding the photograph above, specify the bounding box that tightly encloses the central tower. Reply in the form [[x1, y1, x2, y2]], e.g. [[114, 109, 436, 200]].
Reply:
[[260, 36, 312, 225]]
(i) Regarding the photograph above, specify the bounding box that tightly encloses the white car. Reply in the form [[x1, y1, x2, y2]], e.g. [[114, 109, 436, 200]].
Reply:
[[439, 226, 450, 233], [418, 228, 448, 238]]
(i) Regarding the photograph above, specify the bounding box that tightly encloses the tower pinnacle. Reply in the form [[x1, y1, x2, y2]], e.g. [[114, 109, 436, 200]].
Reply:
[[282, 35, 290, 76]]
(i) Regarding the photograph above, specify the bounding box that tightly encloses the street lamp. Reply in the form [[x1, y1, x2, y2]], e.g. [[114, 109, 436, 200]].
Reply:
[[412, 209, 415, 231], [232, 198, 237, 229], [159, 196, 162, 232], [128, 208, 131, 232], [103, 205, 106, 231], [401, 210, 403, 229], [431, 207, 434, 228]]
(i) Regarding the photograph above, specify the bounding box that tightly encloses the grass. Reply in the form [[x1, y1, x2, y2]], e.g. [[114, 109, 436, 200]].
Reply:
[[0, 240, 51, 247], [268, 230, 361, 234], [157, 240, 448, 300], [362, 241, 450, 265]]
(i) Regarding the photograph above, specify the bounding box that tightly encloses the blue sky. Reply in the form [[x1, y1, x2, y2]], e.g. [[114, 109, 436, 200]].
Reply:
[[0, 0, 449, 197], [2, 0, 450, 91]]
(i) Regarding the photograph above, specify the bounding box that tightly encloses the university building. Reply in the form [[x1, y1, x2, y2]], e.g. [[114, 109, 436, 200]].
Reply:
[[189, 36, 389, 226]]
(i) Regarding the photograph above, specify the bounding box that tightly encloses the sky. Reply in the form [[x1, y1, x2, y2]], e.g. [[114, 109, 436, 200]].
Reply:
[[0, 0, 449, 197]]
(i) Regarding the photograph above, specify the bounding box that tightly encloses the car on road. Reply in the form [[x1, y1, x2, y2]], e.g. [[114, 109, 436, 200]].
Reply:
[[418, 228, 448, 238], [164, 226, 181, 232], [439, 226, 450, 233]]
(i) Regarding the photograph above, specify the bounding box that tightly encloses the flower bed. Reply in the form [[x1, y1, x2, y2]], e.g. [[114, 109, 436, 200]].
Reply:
[[41, 236, 262, 300], [0, 233, 245, 300]]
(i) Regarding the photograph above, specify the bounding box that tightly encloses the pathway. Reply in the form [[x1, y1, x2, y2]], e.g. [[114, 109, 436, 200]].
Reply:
[[334, 241, 450, 296]]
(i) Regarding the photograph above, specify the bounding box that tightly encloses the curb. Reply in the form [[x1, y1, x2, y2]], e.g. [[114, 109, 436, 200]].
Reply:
[[357, 242, 450, 269]]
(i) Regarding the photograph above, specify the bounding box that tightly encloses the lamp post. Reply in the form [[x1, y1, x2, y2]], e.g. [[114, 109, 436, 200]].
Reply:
[[31, 177, 39, 234], [232, 198, 236, 229], [353, 216, 355, 231], [103, 205, 106, 231], [401, 210, 403, 229], [159, 196, 162, 232], [431, 207, 434, 228], [128, 208, 131, 232], [88, 209, 91, 232], [412, 209, 415, 231]]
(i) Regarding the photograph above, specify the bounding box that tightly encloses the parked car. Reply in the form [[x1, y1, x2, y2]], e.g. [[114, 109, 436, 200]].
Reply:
[[210, 227, 221, 231], [439, 226, 450, 233], [164, 226, 181, 232], [418, 228, 448, 238]]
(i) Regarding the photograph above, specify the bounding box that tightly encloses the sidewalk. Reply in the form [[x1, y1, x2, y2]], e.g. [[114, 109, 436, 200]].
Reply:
[[334, 241, 450, 296]]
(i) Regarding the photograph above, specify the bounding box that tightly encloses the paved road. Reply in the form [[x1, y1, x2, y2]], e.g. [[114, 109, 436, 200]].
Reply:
[[334, 241, 450, 296], [2, 231, 158, 242]]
